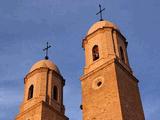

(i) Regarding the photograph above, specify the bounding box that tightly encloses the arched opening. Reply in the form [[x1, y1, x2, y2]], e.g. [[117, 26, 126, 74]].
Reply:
[[52, 86, 58, 101], [28, 85, 34, 100], [120, 47, 125, 63], [92, 45, 99, 61]]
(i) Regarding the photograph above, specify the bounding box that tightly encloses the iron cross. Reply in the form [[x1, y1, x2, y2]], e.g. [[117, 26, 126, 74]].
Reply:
[[43, 42, 51, 60], [96, 4, 105, 21]]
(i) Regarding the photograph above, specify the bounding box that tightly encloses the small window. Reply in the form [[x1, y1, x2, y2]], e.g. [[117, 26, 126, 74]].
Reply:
[[120, 47, 125, 63], [52, 86, 58, 101], [28, 85, 34, 100], [97, 81, 102, 87], [92, 45, 99, 61]]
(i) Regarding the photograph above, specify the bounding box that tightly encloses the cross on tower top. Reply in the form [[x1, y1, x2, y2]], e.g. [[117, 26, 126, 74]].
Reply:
[[96, 4, 105, 21], [43, 42, 51, 60]]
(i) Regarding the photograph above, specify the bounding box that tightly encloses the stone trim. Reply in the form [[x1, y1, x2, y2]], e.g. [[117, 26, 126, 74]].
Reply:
[[15, 101, 42, 119], [80, 58, 138, 83], [16, 101, 68, 120], [82, 27, 127, 49], [24, 67, 65, 84], [80, 58, 115, 80]]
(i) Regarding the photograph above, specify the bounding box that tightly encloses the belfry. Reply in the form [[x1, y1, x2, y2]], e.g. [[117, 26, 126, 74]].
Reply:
[[15, 4, 145, 120], [15, 44, 68, 120], [80, 18, 145, 120]]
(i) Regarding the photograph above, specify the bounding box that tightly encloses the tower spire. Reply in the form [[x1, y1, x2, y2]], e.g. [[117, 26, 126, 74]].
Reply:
[[43, 42, 51, 60], [96, 4, 105, 21]]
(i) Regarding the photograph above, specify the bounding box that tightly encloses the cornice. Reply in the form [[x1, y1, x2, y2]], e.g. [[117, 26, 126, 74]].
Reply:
[[82, 26, 127, 49], [24, 67, 65, 84], [15, 101, 42, 119], [80, 58, 115, 80], [80, 58, 139, 83], [15, 101, 69, 120]]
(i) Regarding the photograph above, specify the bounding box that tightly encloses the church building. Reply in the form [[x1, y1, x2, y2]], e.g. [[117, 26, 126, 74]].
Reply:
[[15, 5, 145, 120]]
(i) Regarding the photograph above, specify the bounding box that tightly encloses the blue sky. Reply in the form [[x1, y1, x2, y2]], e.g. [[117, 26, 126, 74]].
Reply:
[[0, 0, 160, 120]]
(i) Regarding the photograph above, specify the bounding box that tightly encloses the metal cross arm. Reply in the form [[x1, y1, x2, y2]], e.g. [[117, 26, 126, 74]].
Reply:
[[43, 42, 51, 60], [96, 4, 105, 21]]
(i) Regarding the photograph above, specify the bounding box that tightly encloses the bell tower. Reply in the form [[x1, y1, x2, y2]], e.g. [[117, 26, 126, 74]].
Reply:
[[80, 20, 145, 120], [15, 59, 68, 120]]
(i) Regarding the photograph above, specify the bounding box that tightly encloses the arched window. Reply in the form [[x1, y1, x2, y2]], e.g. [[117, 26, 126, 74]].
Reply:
[[52, 86, 58, 101], [92, 45, 99, 61], [120, 47, 125, 63], [28, 85, 34, 100]]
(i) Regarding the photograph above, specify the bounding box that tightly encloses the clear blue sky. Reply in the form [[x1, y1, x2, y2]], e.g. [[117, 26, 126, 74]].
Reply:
[[0, 0, 160, 120]]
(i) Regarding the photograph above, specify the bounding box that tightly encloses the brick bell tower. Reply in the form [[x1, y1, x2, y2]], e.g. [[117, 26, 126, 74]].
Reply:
[[80, 20, 145, 120], [15, 59, 68, 120]]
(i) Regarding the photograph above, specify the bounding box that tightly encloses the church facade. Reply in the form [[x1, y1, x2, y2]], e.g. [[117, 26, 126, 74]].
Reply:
[[15, 20, 145, 120]]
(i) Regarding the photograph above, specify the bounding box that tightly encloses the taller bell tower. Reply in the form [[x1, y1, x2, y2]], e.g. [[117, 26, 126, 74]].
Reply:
[[80, 20, 145, 120]]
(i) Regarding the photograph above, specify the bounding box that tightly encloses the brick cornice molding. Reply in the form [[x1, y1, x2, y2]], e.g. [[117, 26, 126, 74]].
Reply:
[[24, 67, 65, 84], [80, 58, 139, 83], [82, 27, 127, 49]]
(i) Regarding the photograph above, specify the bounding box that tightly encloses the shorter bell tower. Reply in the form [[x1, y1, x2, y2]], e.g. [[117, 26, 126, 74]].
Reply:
[[15, 59, 68, 120]]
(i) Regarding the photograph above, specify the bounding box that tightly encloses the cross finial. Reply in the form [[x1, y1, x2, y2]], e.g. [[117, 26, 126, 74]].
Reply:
[[43, 42, 51, 60], [96, 4, 105, 21]]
